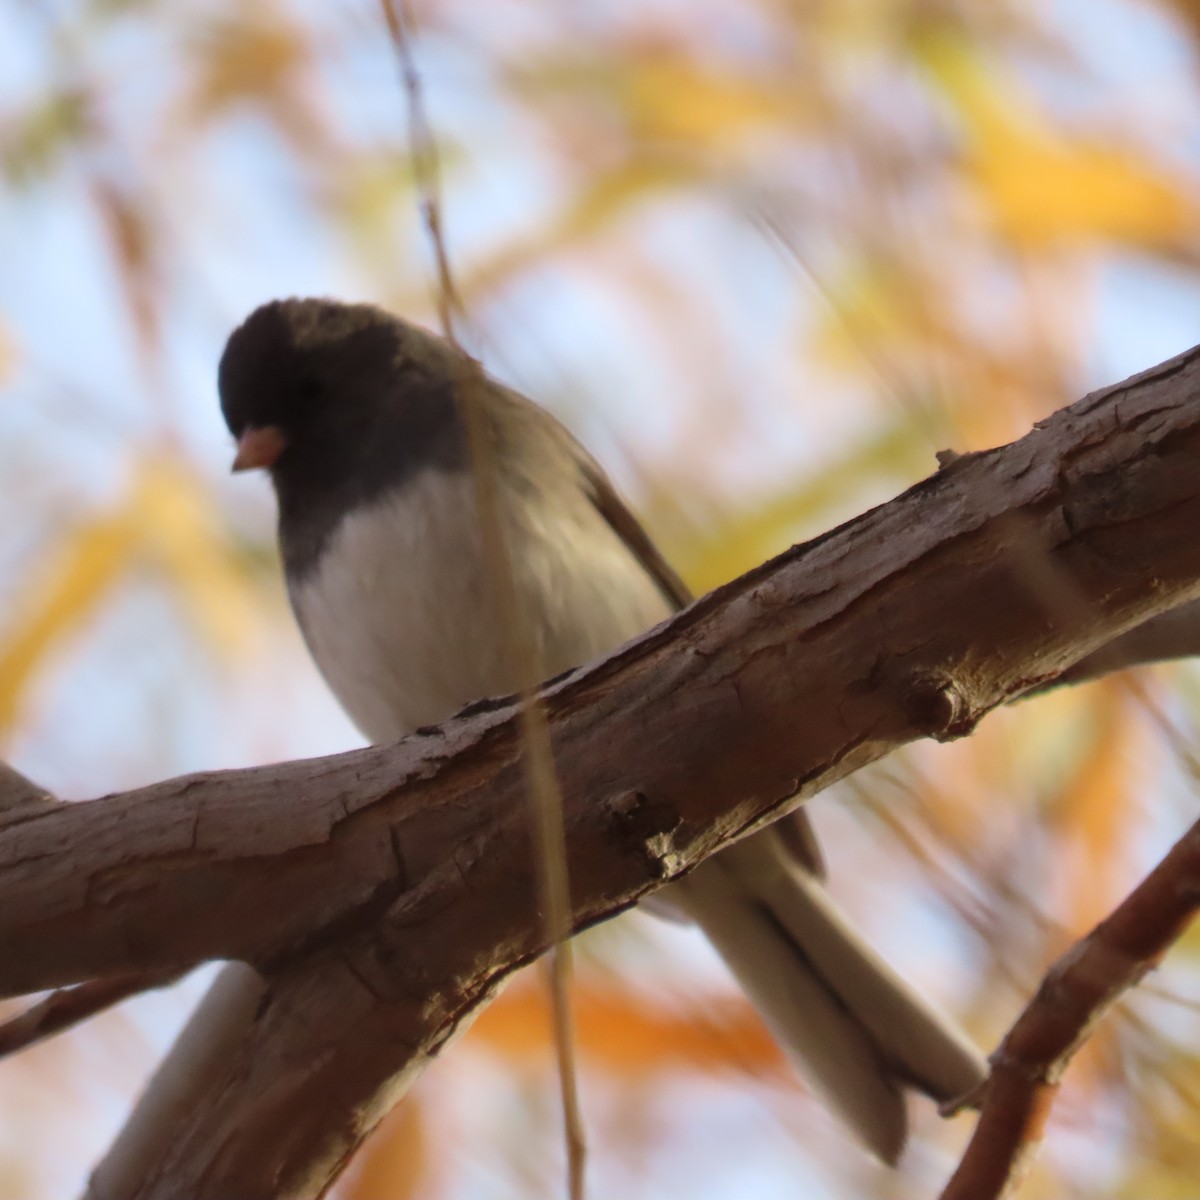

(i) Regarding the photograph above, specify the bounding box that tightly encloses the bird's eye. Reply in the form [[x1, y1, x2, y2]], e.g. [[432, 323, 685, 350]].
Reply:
[[295, 374, 323, 404]]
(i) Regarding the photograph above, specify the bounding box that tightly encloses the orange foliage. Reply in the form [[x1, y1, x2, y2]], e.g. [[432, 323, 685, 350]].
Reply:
[[468, 976, 787, 1080]]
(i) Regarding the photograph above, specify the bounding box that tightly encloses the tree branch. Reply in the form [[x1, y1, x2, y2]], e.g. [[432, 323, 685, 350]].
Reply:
[[0, 343, 1195, 1196], [938, 807, 1200, 1200], [0, 970, 180, 1059]]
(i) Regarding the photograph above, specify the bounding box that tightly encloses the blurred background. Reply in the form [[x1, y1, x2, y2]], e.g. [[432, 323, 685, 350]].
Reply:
[[2, 0, 1200, 1196]]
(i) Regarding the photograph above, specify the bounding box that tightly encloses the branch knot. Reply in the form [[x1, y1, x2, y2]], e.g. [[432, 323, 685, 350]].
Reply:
[[904, 674, 975, 742]]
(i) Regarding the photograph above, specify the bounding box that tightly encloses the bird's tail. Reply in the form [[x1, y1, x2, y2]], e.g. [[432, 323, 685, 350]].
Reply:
[[665, 828, 987, 1163]]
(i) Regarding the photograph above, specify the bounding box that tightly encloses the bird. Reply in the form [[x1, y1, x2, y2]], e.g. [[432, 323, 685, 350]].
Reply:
[[218, 296, 987, 1163]]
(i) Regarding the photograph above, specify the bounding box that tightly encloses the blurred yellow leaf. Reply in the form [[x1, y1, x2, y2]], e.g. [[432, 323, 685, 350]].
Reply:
[[1, 87, 94, 186], [917, 29, 1199, 250], [182, 12, 331, 154], [462, 49, 816, 306], [1128, 1054, 1200, 1188], [336, 158, 416, 255], [469, 977, 785, 1079], [1116, 1170, 1200, 1200], [455, 158, 693, 306], [0, 457, 258, 733], [131, 459, 259, 660], [0, 510, 138, 733], [518, 49, 805, 152], [809, 261, 925, 369], [1117, 1110, 1200, 1200], [802, 249, 1072, 444], [664, 416, 935, 593], [559, 158, 696, 237], [619, 53, 796, 147], [463, 51, 811, 300], [187, 14, 307, 116]]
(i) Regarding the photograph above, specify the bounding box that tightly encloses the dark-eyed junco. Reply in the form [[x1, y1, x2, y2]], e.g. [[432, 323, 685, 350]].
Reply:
[[219, 297, 986, 1162]]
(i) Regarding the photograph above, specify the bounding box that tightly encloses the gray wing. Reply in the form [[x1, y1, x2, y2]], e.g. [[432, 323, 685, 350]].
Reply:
[[572, 438, 826, 878]]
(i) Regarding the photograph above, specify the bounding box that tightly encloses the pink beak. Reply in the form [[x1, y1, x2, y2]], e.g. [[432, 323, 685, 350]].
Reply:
[[232, 426, 288, 472]]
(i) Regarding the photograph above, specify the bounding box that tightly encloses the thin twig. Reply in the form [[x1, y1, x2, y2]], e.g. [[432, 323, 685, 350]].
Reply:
[[378, 6, 587, 1196], [0, 970, 181, 1058], [378, 0, 466, 341], [939, 809, 1200, 1200]]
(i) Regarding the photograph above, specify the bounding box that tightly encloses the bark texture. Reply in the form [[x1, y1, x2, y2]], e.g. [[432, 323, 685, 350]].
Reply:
[[2, 345, 1199, 1196]]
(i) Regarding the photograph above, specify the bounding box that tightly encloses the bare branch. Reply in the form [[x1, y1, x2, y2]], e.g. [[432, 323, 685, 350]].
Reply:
[[2, 349, 1200, 999], [938, 807, 1200, 1200], [0, 970, 180, 1059], [5, 343, 1200, 1196]]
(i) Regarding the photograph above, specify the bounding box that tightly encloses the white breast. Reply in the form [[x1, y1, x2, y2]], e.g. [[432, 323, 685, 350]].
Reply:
[[289, 469, 674, 744]]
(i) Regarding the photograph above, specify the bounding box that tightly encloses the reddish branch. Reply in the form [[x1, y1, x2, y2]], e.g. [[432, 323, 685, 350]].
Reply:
[[939, 811, 1200, 1200], [0, 344, 1197, 1197], [0, 971, 179, 1058]]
